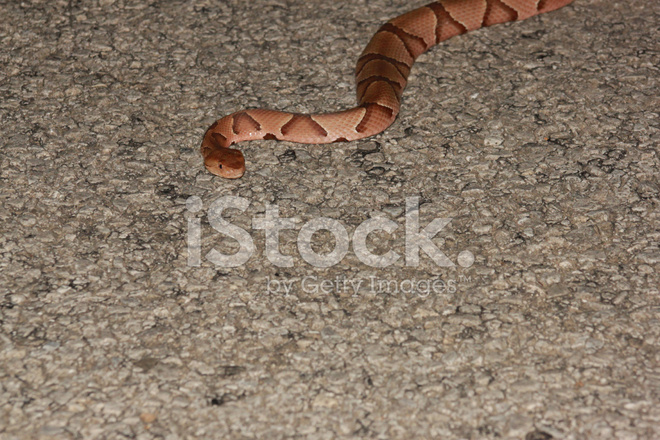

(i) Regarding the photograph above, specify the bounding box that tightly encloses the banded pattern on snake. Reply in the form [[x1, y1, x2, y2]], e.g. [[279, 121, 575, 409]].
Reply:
[[201, 0, 574, 178]]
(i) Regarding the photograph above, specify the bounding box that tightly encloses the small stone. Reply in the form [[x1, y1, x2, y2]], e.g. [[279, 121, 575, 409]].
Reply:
[[140, 413, 157, 424]]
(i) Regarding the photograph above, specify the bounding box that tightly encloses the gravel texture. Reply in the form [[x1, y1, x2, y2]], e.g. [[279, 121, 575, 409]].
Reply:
[[1, 0, 659, 439]]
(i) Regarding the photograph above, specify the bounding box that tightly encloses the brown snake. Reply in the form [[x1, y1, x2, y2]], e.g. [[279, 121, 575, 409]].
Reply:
[[201, 0, 574, 178]]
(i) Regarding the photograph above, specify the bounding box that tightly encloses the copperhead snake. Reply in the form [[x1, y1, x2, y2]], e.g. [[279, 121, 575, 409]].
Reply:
[[201, 0, 574, 178]]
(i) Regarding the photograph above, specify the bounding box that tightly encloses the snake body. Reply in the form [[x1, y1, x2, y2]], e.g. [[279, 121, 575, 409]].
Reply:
[[201, 0, 574, 178]]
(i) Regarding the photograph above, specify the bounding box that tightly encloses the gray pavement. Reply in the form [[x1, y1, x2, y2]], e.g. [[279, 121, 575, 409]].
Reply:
[[1, 0, 659, 438]]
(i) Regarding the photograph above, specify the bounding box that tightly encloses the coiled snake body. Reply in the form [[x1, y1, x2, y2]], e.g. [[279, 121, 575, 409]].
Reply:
[[201, 0, 574, 178]]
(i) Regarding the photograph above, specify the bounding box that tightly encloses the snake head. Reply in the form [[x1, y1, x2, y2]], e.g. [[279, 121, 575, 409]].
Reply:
[[201, 128, 246, 179], [203, 146, 245, 179]]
